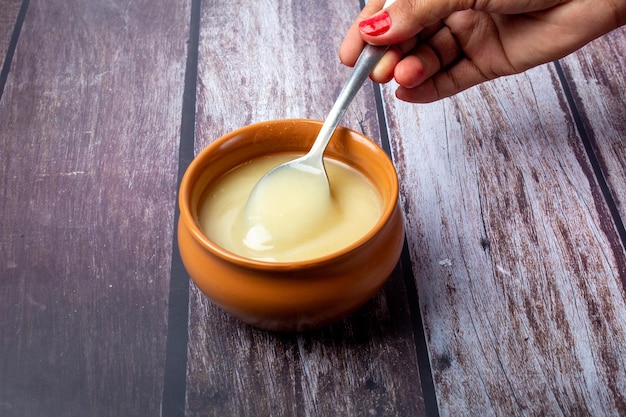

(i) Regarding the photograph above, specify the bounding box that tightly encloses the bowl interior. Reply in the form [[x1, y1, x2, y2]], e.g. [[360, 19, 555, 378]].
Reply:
[[180, 119, 398, 265]]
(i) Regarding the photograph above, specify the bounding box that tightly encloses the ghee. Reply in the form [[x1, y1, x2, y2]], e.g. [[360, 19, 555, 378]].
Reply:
[[198, 153, 382, 262]]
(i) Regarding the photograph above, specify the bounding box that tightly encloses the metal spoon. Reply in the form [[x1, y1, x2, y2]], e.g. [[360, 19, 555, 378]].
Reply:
[[240, 43, 389, 252], [252, 42, 388, 195]]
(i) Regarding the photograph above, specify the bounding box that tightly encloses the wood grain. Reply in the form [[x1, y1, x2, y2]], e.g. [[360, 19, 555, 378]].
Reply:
[[381, 53, 626, 415], [187, 1, 427, 416], [560, 27, 626, 222], [0, 0, 189, 415], [0, 0, 22, 63]]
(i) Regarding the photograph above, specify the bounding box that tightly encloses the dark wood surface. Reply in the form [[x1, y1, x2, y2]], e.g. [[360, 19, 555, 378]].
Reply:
[[0, 0, 21, 64], [0, 0, 188, 415], [1, 0, 625, 416]]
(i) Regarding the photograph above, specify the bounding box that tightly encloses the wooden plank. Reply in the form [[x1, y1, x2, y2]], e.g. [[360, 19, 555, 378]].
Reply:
[[381, 49, 626, 416], [559, 27, 626, 222], [0, 0, 189, 415], [187, 1, 427, 416], [0, 0, 22, 62]]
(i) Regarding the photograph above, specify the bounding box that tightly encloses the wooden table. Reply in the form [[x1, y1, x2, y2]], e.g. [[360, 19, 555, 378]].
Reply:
[[1, 0, 625, 416]]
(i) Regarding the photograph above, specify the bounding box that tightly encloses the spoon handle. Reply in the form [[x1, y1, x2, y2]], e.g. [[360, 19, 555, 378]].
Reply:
[[307, 43, 389, 158]]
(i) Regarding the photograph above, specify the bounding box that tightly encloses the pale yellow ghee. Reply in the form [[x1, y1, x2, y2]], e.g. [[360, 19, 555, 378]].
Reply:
[[198, 153, 382, 262]]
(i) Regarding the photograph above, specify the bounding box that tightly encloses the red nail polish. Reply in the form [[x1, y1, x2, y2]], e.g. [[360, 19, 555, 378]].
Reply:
[[359, 11, 391, 36]]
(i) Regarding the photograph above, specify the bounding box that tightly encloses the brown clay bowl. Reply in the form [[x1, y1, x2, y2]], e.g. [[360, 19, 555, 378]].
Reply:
[[177, 119, 404, 331]]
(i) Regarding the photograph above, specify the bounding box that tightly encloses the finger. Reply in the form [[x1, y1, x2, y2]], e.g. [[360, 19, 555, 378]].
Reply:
[[370, 38, 417, 83], [396, 58, 489, 103], [359, 0, 462, 46], [339, 26, 366, 67], [394, 25, 463, 88]]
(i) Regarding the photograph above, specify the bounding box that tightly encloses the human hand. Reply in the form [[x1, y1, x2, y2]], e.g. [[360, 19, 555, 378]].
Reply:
[[340, 0, 626, 103]]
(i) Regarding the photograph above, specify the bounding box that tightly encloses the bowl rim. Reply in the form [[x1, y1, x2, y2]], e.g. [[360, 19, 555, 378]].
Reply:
[[179, 118, 399, 271]]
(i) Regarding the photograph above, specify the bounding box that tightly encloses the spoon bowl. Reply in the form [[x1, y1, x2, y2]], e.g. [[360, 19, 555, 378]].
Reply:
[[240, 155, 332, 251]]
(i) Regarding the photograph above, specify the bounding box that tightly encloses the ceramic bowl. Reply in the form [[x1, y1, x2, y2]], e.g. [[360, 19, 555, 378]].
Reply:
[[177, 119, 404, 331]]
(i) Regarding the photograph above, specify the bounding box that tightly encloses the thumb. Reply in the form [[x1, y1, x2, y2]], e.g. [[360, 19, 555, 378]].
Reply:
[[359, 0, 461, 45]]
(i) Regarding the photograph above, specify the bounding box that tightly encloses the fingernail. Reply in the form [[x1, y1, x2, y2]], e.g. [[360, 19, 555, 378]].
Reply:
[[359, 11, 391, 36]]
